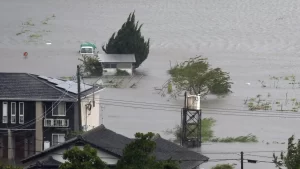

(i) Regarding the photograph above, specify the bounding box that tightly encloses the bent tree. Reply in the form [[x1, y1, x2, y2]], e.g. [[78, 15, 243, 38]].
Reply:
[[102, 11, 150, 69], [273, 135, 300, 169], [167, 56, 232, 98]]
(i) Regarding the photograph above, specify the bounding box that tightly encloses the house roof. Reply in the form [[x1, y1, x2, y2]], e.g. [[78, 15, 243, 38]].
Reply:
[[25, 156, 62, 169], [0, 73, 103, 102], [98, 54, 136, 63], [22, 125, 209, 169]]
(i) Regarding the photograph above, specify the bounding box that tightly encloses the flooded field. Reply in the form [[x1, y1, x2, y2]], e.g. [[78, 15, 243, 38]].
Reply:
[[1, 0, 300, 168]]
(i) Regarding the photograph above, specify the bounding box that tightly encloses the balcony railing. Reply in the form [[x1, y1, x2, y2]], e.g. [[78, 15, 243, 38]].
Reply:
[[44, 119, 69, 127]]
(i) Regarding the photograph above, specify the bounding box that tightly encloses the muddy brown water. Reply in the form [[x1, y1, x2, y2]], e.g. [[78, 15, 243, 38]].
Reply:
[[1, 0, 300, 168]]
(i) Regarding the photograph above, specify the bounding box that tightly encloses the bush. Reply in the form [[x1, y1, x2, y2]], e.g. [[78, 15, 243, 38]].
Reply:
[[212, 164, 235, 169], [115, 69, 130, 76], [79, 55, 103, 76]]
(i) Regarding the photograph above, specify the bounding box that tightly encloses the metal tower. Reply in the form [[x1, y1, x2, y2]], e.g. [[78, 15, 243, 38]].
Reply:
[[180, 92, 202, 148]]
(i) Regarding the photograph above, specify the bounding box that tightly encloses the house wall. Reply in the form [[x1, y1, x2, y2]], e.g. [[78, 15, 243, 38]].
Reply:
[[81, 92, 101, 131], [102, 62, 133, 76], [0, 101, 36, 129], [43, 102, 75, 147]]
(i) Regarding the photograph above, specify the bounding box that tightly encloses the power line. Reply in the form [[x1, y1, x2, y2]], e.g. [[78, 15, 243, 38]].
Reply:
[[97, 101, 300, 119], [1, 146, 276, 163], [88, 97, 300, 116]]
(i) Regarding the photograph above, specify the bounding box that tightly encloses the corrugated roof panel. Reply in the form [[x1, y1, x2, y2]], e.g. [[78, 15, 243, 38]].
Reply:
[[98, 54, 136, 63]]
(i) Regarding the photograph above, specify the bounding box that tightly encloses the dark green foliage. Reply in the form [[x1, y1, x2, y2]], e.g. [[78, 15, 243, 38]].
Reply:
[[171, 118, 216, 142], [115, 69, 130, 76], [273, 135, 300, 169], [79, 55, 103, 76], [65, 130, 84, 140], [211, 164, 235, 169], [60, 145, 108, 169], [116, 132, 180, 169], [168, 56, 232, 97], [102, 11, 150, 69], [210, 134, 258, 143], [0, 164, 21, 169], [170, 118, 258, 143]]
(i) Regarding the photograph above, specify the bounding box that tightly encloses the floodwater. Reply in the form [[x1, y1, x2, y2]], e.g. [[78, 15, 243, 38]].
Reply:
[[1, 0, 300, 168]]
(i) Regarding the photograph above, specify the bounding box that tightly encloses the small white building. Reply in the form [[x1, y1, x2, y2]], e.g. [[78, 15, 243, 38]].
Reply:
[[98, 54, 136, 76]]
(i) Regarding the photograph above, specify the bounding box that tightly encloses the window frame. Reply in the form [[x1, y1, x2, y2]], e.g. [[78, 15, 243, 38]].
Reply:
[[19, 102, 24, 124], [52, 102, 66, 116], [11, 102, 16, 124], [52, 133, 65, 146], [2, 102, 8, 124]]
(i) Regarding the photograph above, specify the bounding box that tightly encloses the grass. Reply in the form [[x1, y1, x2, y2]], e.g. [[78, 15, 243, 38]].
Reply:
[[166, 118, 258, 143]]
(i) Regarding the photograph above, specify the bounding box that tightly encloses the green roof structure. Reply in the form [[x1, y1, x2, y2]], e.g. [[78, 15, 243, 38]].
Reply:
[[80, 42, 97, 49]]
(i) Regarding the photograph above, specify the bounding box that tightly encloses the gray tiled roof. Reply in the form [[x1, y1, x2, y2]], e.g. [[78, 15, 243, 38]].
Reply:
[[22, 125, 208, 169], [25, 156, 61, 169], [98, 54, 136, 63], [0, 73, 103, 101]]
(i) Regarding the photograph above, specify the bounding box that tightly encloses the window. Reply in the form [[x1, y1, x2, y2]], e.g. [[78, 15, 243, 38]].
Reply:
[[52, 102, 66, 116], [103, 63, 117, 68], [2, 102, 8, 123], [104, 64, 110, 68], [52, 133, 65, 146], [111, 64, 117, 68], [11, 102, 16, 124], [19, 102, 24, 124]]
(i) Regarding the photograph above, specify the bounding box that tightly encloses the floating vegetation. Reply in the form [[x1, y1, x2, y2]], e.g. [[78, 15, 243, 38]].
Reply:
[[22, 19, 35, 26], [165, 118, 258, 143], [17, 15, 56, 44], [247, 94, 272, 111], [246, 93, 300, 112], [258, 74, 300, 89], [210, 134, 258, 143], [29, 34, 42, 38], [16, 30, 30, 36]]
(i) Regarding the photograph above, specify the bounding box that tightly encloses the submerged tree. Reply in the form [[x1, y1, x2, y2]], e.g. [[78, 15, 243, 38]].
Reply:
[[273, 135, 300, 169], [102, 11, 150, 69], [116, 132, 180, 169], [79, 55, 103, 76], [167, 56, 232, 98], [60, 145, 108, 169]]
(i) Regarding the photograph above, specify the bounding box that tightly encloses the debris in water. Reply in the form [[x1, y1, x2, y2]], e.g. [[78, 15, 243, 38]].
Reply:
[[23, 52, 28, 59]]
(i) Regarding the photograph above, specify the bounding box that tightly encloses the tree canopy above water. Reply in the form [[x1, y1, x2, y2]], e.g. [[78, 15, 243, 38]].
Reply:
[[102, 11, 150, 69], [168, 56, 232, 98]]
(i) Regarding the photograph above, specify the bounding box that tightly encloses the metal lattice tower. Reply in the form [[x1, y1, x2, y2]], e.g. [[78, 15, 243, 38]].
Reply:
[[180, 92, 202, 148]]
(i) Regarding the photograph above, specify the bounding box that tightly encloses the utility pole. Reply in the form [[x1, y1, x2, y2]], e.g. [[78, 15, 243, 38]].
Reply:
[[77, 65, 82, 131], [241, 151, 244, 169]]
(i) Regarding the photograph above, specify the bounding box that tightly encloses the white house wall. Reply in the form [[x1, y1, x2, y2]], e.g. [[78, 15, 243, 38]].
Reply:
[[103, 68, 132, 76], [81, 92, 101, 131], [103, 62, 133, 76], [51, 146, 119, 165]]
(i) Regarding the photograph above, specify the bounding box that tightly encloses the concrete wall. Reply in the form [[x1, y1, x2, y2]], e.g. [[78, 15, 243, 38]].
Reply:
[[81, 92, 101, 131], [35, 102, 43, 153]]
